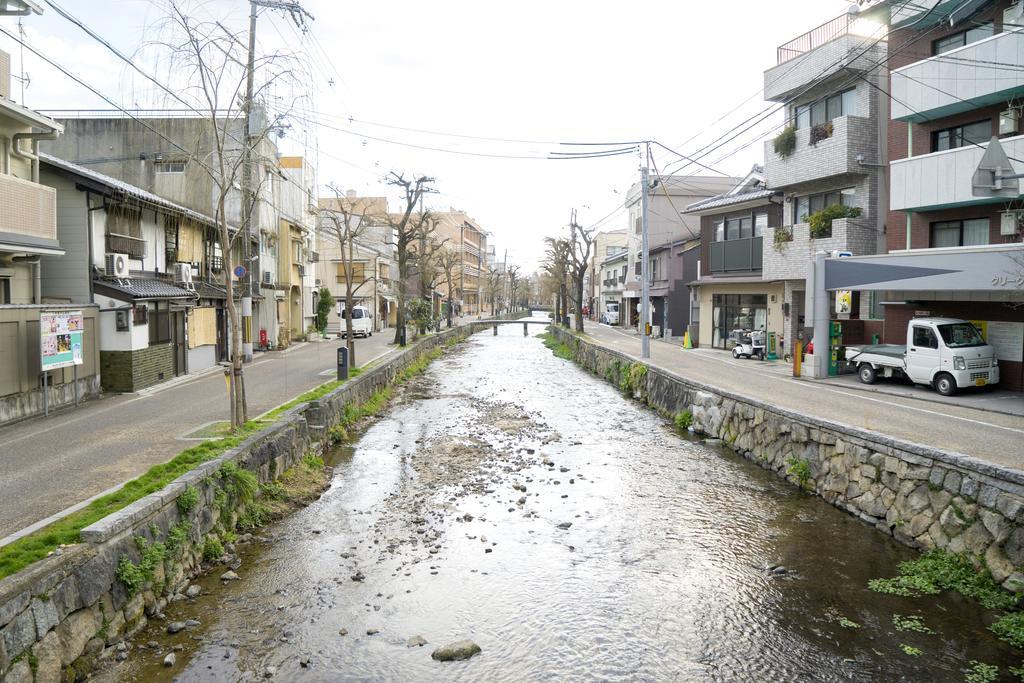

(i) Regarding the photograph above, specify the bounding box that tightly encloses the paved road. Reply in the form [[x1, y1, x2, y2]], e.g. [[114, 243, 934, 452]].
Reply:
[[0, 332, 399, 542], [582, 322, 1024, 471]]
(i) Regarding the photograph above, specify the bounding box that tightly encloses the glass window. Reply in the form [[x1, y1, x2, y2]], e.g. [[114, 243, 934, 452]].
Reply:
[[931, 221, 961, 247], [840, 187, 856, 205], [795, 196, 810, 222], [826, 95, 842, 121], [932, 119, 991, 152], [912, 326, 938, 349], [841, 89, 857, 117], [938, 323, 986, 348], [795, 105, 810, 129], [962, 218, 989, 246], [754, 213, 767, 237], [934, 21, 994, 55], [739, 217, 753, 239], [714, 220, 725, 242], [726, 218, 741, 241], [811, 100, 826, 126]]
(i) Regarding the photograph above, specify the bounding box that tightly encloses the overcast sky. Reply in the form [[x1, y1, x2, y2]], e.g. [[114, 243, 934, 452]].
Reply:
[[1, 0, 855, 271]]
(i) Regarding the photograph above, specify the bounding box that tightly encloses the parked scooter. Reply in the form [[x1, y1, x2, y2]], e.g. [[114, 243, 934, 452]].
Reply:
[[731, 329, 766, 360]]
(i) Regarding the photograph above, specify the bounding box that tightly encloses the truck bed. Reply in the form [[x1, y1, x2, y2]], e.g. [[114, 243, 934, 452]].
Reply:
[[845, 344, 907, 361]]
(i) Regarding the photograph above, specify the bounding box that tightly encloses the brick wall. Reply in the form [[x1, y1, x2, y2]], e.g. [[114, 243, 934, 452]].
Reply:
[[100, 344, 175, 393]]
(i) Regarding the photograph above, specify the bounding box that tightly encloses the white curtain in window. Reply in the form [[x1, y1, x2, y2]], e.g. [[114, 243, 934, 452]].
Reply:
[[962, 218, 989, 246]]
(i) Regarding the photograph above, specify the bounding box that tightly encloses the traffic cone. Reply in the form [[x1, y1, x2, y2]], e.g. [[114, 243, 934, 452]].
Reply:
[[683, 331, 693, 349]]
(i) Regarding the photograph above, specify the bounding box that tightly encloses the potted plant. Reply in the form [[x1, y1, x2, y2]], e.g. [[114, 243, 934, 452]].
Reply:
[[807, 204, 862, 239], [773, 226, 794, 252], [773, 126, 797, 159], [809, 121, 834, 146]]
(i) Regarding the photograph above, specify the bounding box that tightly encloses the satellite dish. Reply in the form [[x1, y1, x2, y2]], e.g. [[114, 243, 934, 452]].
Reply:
[[973, 136, 1021, 198]]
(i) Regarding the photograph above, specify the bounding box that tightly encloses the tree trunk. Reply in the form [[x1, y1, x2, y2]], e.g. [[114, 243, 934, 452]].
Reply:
[[574, 275, 585, 332], [221, 219, 245, 430]]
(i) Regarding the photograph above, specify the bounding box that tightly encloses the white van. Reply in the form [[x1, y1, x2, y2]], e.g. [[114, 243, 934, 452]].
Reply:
[[337, 304, 373, 338], [602, 302, 620, 325]]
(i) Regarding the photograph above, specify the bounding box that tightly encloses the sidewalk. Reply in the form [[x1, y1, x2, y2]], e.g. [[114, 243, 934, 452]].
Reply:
[[580, 321, 1024, 471], [0, 331, 398, 543]]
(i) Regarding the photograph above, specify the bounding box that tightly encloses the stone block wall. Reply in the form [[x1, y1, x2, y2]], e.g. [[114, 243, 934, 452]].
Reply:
[[99, 344, 174, 393], [551, 327, 1024, 594], [0, 323, 485, 682]]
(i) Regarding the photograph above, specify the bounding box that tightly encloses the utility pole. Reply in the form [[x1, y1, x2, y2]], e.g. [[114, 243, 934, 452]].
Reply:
[[640, 142, 651, 359], [241, 0, 314, 361]]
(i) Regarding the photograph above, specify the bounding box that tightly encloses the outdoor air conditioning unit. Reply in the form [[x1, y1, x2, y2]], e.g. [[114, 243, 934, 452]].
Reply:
[[999, 108, 1021, 136], [105, 253, 130, 279], [173, 263, 193, 284], [262, 270, 274, 285], [1000, 211, 1023, 236]]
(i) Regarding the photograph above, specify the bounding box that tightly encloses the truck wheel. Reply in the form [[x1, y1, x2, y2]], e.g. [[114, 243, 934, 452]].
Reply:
[[858, 363, 877, 385], [934, 373, 957, 397]]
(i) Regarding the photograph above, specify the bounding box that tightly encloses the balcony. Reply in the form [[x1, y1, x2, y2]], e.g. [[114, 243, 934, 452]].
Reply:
[[890, 134, 1024, 212], [763, 217, 878, 281], [709, 237, 763, 274], [0, 173, 57, 247], [766, 22, 887, 102], [764, 115, 877, 189], [892, 27, 1024, 122]]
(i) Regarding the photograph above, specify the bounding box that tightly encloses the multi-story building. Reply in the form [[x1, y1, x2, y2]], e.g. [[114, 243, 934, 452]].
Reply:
[[848, 0, 1024, 391], [622, 175, 737, 328], [317, 192, 397, 333], [762, 9, 890, 348], [274, 157, 317, 343], [432, 209, 488, 316], [597, 250, 628, 325], [39, 154, 231, 392], [44, 115, 283, 350], [684, 166, 787, 350], [589, 229, 627, 321], [0, 51, 101, 423]]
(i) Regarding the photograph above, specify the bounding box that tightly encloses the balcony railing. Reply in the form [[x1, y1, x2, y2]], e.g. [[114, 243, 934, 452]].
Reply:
[[106, 233, 147, 260], [777, 13, 854, 64], [710, 236, 764, 274], [0, 173, 57, 242]]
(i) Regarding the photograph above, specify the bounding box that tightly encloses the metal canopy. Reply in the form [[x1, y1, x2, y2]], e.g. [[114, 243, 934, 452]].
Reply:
[[823, 245, 1024, 292]]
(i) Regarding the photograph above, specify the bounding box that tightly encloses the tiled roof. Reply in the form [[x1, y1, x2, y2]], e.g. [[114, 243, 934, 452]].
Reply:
[[94, 277, 197, 301], [195, 281, 227, 300], [684, 189, 779, 213]]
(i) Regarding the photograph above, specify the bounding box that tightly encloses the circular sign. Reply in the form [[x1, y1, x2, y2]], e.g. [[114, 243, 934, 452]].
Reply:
[[233, 265, 247, 278]]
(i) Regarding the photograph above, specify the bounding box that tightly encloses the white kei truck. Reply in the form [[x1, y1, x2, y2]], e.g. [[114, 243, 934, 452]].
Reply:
[[844, 318, 999, 397]]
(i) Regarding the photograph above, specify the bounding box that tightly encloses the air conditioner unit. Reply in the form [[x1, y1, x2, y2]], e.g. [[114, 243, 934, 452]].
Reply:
[[1000, 108, 1020, 136], [105, 253, 130, 279], [262, 270, 274, 285], [1000, 211, 1023, 236], [173, 263, 193, 284]]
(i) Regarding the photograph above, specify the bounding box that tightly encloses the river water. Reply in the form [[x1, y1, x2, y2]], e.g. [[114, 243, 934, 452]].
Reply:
[[120, 314, 1021, 682]]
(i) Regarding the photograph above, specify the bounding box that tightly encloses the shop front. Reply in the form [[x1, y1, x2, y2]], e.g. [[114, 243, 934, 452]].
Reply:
[[697, 280, 785, 350]]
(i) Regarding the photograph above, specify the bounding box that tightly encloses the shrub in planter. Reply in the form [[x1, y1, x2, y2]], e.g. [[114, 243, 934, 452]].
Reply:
[[808, 204, 862, 239], [773, 126, 796, 158], [773, 227, 794, 250], [809, 121, 834, 146]]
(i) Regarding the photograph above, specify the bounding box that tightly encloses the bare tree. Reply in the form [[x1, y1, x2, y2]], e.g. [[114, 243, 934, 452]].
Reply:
[[384, 173, 436, 345], [484, 266, 503, 317], [437, 247, 463, 328], [165, 5, 296, 429], [568, 216, 597, 332], [507, 265, 522, 313], [543, 237, 571, 326], [320, 184, 381, 364]]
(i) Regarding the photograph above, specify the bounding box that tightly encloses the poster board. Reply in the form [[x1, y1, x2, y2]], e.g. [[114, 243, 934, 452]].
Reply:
[[985, 321, 1024, 362], [40, 310, 84, 371]]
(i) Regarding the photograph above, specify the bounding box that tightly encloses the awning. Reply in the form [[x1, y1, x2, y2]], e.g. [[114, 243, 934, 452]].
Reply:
[[824, 244, 1024, 293], [0, 231, 64, 257]]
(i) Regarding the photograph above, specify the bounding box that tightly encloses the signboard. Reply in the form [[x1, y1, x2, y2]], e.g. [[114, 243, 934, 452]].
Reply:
[[233, 265, 247, 279], [976, 320, 1024, 363], [835, 290, 853, 315], [40, 310, 84, 371]]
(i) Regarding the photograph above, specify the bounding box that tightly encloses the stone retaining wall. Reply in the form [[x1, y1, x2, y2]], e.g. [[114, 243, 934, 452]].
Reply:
[[551, 327, 1024, 593], [0, 324, 486, 682]]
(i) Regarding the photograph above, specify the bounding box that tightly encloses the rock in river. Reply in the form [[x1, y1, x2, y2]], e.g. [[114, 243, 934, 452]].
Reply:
[[163, 652, 177, 667], [431, 639, 482, 661], [221, 570, 240, 582], [407, 635, 428, 648], [167, 621, 186, 634]]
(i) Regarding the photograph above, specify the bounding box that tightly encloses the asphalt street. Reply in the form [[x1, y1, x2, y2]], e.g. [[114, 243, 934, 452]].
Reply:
[[582, 322, 1024, 471], [0, 331, 397, 542]]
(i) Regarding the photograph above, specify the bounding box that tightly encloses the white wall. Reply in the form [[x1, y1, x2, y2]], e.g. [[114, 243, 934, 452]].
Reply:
[[94, 293, 149, 351]]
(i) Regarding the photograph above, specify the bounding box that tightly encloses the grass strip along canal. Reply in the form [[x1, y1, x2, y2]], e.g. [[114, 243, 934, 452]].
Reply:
[[93, 317, 1024, 682]]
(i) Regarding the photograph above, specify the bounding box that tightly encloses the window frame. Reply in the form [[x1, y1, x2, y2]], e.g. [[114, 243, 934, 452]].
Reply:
[[931, 119, 991, 153], [794, 188, 856, 223], [933, 21, 995, 55], [929, 218, 990, 248], [794, 88, 856, 129], [154, 160, 187, 174]]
